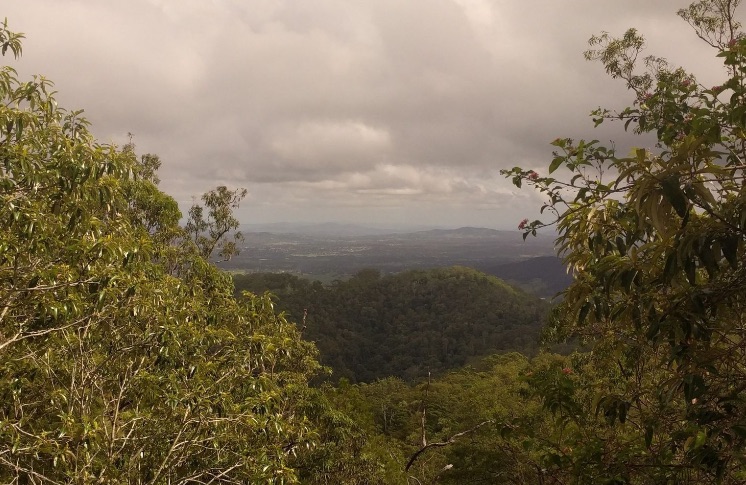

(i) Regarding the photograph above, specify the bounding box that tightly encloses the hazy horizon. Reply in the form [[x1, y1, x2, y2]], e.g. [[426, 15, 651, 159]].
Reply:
[[4, 1, 732, 228]]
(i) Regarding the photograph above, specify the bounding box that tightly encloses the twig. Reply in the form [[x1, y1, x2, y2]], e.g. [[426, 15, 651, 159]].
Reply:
[[405, 419, 494, 471]]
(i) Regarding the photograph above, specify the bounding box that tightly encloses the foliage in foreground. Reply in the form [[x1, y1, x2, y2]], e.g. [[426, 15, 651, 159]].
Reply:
[[0, 21, 385, 484], [13, 0, 746, 481], [504, 0, 746, 482]]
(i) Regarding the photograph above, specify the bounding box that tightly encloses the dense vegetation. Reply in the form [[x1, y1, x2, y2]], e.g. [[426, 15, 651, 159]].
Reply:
[[0, 22, 380, 484], [234, 267, 548, 382], [331, 1, 746, 482], [5, 0, 746, 482], [501, 1, 746, 482]]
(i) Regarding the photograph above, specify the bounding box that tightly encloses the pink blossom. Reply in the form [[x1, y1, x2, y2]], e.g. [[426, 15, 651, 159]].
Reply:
[[729, 38, 738, 48], [528, 170, 539, 181], [518, 218, 529, 230], [562, 367, 573, 375]]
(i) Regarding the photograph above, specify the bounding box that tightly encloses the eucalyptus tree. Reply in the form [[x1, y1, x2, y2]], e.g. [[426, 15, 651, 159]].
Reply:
[[0, 20, 329, 484], [505, 1, 746, 482]]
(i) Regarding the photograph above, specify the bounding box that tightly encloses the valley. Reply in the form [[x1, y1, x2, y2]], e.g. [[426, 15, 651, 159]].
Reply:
[[224, 225, 569, 296]]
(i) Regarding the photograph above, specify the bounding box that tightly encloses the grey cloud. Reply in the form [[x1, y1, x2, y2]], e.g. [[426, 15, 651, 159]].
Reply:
[[3, 0, 726, 228]]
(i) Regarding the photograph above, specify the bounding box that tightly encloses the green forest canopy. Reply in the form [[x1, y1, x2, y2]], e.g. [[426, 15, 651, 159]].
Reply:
[[234, 267, 548, 382]]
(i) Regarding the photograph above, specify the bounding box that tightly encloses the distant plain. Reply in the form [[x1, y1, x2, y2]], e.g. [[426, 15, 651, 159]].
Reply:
[[226, 224, 569, 297]]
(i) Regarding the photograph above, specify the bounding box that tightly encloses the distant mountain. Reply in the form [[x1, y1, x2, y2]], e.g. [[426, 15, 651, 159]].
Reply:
[[239, 224, 557, 247], [416, 226, 508, 236], [408, 226, 554, 241], [241, 222, 443, 237]]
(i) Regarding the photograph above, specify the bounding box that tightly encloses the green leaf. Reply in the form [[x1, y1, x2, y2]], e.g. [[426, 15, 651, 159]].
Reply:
[[721, 235, 739, 269], [698, 243, 719, 277], [549, 157, 564, 174], [660, 175, 688, 218], [615, 237, 626, 255], [578, 302, 591, 325]]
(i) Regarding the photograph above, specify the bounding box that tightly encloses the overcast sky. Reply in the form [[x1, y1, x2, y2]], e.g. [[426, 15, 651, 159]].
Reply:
[[3, 0, 732, 229]]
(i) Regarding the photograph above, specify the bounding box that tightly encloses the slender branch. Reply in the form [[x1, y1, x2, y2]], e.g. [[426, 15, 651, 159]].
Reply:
[[405, 419, 494, 471], [420, 371, 430, 449]]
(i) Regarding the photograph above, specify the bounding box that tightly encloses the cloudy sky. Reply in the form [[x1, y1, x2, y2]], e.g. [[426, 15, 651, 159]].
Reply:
[[3, 0, 731, 229]]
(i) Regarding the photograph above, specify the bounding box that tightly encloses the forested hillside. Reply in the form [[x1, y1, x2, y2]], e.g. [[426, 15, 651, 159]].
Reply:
[[476, 255, 573, 296], [234, 267, 548, 381]]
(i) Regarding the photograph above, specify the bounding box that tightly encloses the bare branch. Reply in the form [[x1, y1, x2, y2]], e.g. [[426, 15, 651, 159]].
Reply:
[[405, 419, 494, 472]]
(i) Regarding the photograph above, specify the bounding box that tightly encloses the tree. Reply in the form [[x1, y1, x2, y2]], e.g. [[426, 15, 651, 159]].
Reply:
[[0, 20, 336, 483], [186, 185, 248, 262], [320, 353, 564, 484], [504, 0, 746, 481]]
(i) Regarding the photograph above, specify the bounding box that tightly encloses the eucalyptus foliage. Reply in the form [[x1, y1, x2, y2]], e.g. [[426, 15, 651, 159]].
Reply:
[[0, 21, 331, 484], [504, 1, 746, 482]]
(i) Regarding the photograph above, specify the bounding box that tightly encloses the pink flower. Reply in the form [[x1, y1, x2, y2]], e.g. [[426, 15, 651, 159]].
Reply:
[[562, 367, 573, 375], [681, 79, 691, 88], [518, 218, 529, 230], [712, 85, 723, 93], [729, 38, 738, 48], [528, 170, 539, 181]]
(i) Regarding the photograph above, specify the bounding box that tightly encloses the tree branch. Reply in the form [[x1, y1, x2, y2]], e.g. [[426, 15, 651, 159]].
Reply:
[[405, 419, 493, 471]]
